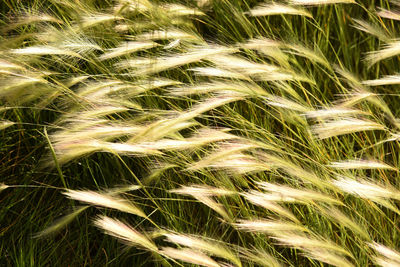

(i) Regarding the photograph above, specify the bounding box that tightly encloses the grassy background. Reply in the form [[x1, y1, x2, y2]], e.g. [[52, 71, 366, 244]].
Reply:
[[1, 0, 400, 266]]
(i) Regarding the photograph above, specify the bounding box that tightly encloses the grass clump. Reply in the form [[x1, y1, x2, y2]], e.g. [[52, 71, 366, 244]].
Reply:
[[2, 0, 400, 266]]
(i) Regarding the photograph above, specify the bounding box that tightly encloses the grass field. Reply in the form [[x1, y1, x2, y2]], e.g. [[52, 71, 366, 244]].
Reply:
[[2, 0, 400, 266]]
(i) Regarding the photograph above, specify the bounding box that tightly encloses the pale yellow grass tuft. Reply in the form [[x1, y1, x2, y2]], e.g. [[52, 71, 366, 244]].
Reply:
[[239, 248, 282, 267], [76, 80, 123, 97], [317, 207, 370, 239], [335, 89, 394, 119], [194, 195, 231, 221], [196, 0, 212, 8], [369, 242, 400, 266], [174, 95, 244, 126], [11, 46, 82, 58], [328, 159, 396, 170], [36, 206, 88, 237], [290, 0, 355, 5], [312, 118, 385, 139], [305, 108, 365, 118], [169, 81, 266, 97], [170, 185, 234, 220], [60, 38, 103, 54], [257, 152, 332, 189], [187, 141, 258, 171], [128, 119, 197, 143], [271, 233, 354, 266], [78, 78, 181, 99], [257, 182, 342, 205], [99, 41, 158, 60], [264, 96, 311, 112], [164, 39, 181, 49], [160, 3, 204, 16], [377, 8, 400, 21], [242, 38, 289, 66], [140, 128, 237, 151], [190, 67, 251, 81], [241, 191, 300, 223], [207, 54, 286, 77], [233, 219, 309, 233], [190, 152, 270, 174], [161, 247, 220, 267], [372, 257, 400, 266], [164, 233, 242, 267], [169, 184, 236, 197], [129, 96, 242, 143], [53, 123, 142, 142], [362, 74, 400, 86], [75, 106, 131, 118], [64, 189, 146, 217], [117, 46, 236, 75], [332, 175, 400, 201], [0, 76, 49, 100], [4, 13, 63, 32], [134, 29, 201, 42], [352, 19, 391, 42], [0, 120, 15, 130], [94, 215, 158, 252], [273, 233, 353, 256], [106, 184, 142, 195], [0, 183, 8, 191], [81, 14, 123, 28], [284, 43, 330, 68], [114, 0, 151, 14], [305, 249, 355, 267], [246, 3, 312, 17], [54, 140, 162, 163], [0, 60, 25, 71], [365, 40, 400, 65]]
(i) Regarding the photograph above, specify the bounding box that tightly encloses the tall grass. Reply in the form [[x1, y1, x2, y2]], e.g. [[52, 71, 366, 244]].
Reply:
[[1, 0, 400, 266]]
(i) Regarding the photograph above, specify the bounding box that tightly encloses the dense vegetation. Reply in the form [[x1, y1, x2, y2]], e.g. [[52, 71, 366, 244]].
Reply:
[[2, 0, 400, 266]]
